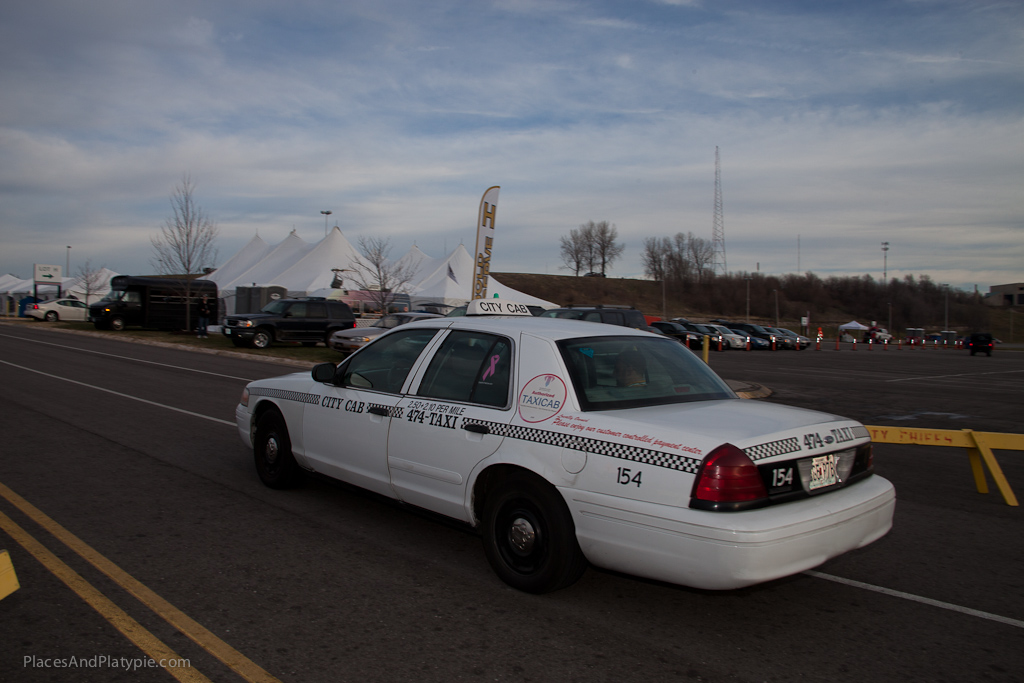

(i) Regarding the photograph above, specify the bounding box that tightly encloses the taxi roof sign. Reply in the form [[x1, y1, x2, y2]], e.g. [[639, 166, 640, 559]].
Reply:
[[465, 299, 534, 316]]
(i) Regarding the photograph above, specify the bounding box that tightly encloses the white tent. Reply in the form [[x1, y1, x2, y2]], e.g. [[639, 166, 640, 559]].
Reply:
[[207, 229, 555, 315], [409, 244, 555, 310], [270, 227, 365, 294], [65, 267, 119, 304], [838, 320, 870, 331], [208, 234, 272, 289]]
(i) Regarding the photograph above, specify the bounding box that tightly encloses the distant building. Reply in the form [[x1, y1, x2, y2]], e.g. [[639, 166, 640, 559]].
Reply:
[[983, 282, 1024, 307]]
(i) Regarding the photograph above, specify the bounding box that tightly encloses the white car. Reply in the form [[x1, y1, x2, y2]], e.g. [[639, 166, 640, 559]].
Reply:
[[26, 298, 89, 322], [235, 300, 894, 593], [703, 323, 748, 349], [328, 312, 442, 353]]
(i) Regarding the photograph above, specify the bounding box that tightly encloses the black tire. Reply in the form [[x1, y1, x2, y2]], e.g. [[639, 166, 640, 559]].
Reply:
[[253, 410, 300, 489], [110, 316, 125, 331], [251, 329, 273, 349], [482, 472, 587, 593], [44, 311, 58, 322]]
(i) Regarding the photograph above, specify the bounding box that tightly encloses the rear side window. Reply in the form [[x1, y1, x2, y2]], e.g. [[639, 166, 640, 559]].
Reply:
[[306, 302, 327, 318], [417, 331, 513, 407]]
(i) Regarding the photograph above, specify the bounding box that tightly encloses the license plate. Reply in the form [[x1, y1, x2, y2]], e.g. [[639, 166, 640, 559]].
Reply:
[[224, 328, 231, 335], [808, 454, 838, 490]]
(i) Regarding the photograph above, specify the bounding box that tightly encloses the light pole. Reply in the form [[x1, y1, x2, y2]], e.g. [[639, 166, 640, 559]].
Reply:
[[941, 284, 949, 331], [321, 210, 333, 236], [881, 241, 889, 283], [66, 246, 71, 275], [745, 277, 752, 323]]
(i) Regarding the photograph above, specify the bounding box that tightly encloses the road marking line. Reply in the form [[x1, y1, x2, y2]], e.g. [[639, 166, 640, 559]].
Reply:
[[806, 571, 1024, 629], [0, 332, 255, 381], [0, 359, 235, 427], [885, 369, 1024, 383], [0, 481, 284, 683], [0, 509, 213, 683]]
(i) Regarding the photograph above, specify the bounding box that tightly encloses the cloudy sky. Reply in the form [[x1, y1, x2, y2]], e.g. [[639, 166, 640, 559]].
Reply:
[[1, 0, 1021, 291]]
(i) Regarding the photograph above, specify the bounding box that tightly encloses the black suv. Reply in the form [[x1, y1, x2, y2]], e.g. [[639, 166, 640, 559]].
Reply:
[[539, 305, 650, 330], [222, 298, 356, 348], [966, 332, 994, 356]]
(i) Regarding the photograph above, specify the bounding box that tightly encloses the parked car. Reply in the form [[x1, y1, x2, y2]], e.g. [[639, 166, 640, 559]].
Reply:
[[648, 320, 703, 348], [703, 324, 748, 350], [966, 332, 994, 356], [722, 322, 779, 347], [763, 327, 799, 350], [328, 312, 442, 353], [540, 305, 650, 331], [775, 327, 811, 349], [236, 300, 894, 594], [222, 298, 356, 348], [26, 298, 89, 322], [729, 329, 771, 350]]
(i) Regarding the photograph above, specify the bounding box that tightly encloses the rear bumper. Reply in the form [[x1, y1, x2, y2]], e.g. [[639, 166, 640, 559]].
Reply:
[[563, 475, 895, 590]]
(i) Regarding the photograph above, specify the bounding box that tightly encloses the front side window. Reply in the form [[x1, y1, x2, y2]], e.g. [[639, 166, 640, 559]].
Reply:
[[417, 331, 513, 407], [558, 336, 735, 411], [338, 328, 438, 394]]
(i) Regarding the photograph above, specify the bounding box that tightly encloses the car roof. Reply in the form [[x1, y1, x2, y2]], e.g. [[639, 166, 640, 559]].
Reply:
[[400, 313, 658, 342]]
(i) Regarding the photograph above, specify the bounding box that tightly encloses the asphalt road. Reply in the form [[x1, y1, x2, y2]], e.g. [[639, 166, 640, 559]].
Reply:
[[1, 323, 1021, 683]]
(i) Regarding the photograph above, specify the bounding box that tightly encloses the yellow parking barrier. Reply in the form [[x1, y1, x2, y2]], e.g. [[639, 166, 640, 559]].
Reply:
[[0, 549, 19, 600], [866, 426, 1020, 506]]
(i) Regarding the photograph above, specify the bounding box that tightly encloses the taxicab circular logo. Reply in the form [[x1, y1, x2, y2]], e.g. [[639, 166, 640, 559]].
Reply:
[[518, 374, 567, 423]]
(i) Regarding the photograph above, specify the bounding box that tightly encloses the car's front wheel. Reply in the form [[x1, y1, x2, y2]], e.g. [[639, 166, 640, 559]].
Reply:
[[250, 329, 272, 349], [482, 472, 587, 593], [44, 311, 58, 322], [253, 410, 300, 489], [110, 316, 125, 331]]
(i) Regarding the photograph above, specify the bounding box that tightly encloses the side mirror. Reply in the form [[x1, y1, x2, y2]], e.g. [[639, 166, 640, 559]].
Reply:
[[311, 363, 336, 383]]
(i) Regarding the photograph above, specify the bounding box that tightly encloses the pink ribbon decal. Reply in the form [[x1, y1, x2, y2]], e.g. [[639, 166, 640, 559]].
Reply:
[[481, 354, 500, 381]]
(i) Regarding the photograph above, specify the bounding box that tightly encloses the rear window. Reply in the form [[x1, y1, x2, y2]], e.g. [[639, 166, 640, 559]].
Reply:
[[557, 336, 735, 411]]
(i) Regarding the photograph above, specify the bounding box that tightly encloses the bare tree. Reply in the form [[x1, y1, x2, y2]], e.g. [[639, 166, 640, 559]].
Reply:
[[348, 236, 418, 314], [686, 233, 715, 284], [559, 224, 593, 276], [151, 174, 219, 328], [641, 236, 669, 281], [73, 259, 107, 305], [588, 221, 624, 275]]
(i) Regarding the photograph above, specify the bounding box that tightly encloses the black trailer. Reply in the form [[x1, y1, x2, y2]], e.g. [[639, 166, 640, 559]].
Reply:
[[89, 276, 218, 331]]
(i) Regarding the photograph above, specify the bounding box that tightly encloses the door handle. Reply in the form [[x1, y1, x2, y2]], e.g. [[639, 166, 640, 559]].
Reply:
[[463, 423, 489, 434], [368, 406, 390, 417]]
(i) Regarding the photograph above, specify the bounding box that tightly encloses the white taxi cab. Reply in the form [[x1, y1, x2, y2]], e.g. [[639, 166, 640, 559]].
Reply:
[[235, 299, 894, 593]]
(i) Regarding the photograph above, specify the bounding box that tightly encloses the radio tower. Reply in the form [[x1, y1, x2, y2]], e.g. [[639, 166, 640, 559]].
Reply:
[[711, 146, 727, 275]]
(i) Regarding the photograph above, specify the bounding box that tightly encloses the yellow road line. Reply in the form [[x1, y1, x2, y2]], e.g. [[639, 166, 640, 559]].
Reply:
[[0, 481, 283, 683], [0, 509, 212, 683]]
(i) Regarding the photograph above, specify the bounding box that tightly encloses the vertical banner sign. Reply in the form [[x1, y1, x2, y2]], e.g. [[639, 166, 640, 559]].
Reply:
[[472, 186, 500, 300]]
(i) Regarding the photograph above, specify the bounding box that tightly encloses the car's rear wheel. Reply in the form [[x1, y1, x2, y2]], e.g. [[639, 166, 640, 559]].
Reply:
[[110, 316, 125, 331], [251, 329, 272, 349], [254, 410, 300, 489], [44, 311, 58, 322], [482, 472, 587, 593]]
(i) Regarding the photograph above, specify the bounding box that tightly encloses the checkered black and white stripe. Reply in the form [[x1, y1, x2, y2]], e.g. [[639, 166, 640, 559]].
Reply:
[[851, 426, 870, 439], [250, 387, 322, 405], [744, 437, 802, 461], [367, 403, 404, 419], [463, 419, 702, 474]]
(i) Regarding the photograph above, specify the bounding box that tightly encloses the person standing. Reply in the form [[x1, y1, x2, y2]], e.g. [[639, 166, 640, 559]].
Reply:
[[197, 296, 212, 338]]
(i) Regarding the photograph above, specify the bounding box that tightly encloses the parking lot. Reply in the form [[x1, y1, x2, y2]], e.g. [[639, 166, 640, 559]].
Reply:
[[1, 322, 1021, 682]]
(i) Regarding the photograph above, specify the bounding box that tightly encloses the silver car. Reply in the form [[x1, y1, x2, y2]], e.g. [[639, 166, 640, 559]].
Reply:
[[328, 312, 442, 353]]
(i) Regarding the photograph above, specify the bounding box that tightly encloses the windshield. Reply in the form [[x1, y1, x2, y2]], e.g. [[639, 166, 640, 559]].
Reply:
[[260, 300, 290, 315], [102, 289, 140, 303], [558, 336, 735, 411]]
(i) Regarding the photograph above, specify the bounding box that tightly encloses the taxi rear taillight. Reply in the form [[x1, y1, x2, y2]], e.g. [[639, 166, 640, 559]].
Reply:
[[690, 443, 768, 511]]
